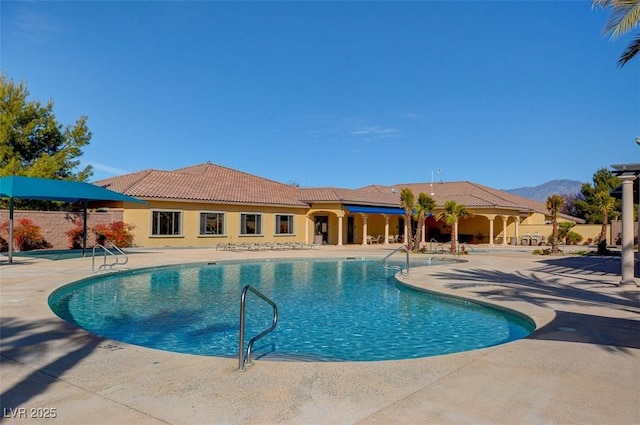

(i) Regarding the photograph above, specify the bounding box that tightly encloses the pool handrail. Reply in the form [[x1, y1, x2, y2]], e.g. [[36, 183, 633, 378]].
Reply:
[[91, 244, 128, 272], [381, 244, 410, 275], [238, 285, 278, 371]]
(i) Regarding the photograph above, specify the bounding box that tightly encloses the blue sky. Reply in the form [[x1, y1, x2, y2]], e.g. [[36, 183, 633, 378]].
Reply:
[[2, 1, 638, 190]]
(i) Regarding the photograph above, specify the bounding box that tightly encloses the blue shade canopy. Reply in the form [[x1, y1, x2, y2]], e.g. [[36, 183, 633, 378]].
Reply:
[[0, 176, 145, 203], [345, 205, 405, 215]]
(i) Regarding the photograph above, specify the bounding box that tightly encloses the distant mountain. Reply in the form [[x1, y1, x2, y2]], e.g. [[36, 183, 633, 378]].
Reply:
[[504, 179, 583, 202]]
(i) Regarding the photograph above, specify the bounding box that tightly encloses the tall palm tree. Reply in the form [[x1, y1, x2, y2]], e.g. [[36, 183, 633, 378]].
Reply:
[[412, 192, 436, 252], [546, 194, 565, 254], [437, 200, 472, 254], [594, 0, 640, 66], [593, 190, 618, 254], [399, 188, 415, 247]]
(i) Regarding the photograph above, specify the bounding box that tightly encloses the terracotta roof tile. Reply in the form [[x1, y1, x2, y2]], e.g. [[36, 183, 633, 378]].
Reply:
[[95, 162, 308, 207], [94, 162, 581, 221]]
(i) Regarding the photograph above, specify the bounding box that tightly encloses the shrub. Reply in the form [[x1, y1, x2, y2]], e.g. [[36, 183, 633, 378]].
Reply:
[[566, 231, 583, 245], [13, 218, 50, 251], [0, 221, 8, 252], [65, 224, 85, 249], [92, 221, 136, 247]]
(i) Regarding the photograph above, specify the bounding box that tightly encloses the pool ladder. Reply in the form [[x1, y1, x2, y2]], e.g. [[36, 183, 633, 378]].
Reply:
[[382, 244, 410, 275], [92, 244, 128, 272], [238, 285, 278, 371]]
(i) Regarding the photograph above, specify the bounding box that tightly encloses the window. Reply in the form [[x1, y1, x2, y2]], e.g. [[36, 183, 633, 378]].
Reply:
[[240, 213, 262, 235], [151, 210, 182, 236], [200, 212, 225, 235], [275, 214, 294, 235]]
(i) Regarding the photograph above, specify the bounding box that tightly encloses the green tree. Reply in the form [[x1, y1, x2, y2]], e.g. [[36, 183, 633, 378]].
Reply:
[[437, 200, 472, 254], [546, 194, 566, 254], [593, 0, 640, 66], [574, 168, 621, 224], [558, 221, 576, 244], [593, 190, 619, 248], [400, 188, 415, 247], [411, 192, 436, 252], [0, 74, 93, 181]]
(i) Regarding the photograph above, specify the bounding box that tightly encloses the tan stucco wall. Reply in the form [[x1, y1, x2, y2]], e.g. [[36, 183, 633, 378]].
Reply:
[[519, 223, 610, 245], [123, 201, 309, 248]]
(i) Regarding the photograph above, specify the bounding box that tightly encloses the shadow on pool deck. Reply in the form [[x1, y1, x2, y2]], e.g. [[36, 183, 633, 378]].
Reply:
[[0, 317, 104, 419], [426, 256, 640, 353], [527, 310, 640, 351]]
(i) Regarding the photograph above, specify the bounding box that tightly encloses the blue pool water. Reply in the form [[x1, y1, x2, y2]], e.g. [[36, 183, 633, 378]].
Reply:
[[49, 258, 534, 361]]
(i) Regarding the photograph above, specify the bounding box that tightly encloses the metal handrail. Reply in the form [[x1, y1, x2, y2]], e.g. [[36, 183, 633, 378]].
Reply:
[[429, 238, 446, 253], [381, 244, 410, 275], [92, 244, 129, 272], [238, 285, 278, 371], [458, 242, 475, 254]]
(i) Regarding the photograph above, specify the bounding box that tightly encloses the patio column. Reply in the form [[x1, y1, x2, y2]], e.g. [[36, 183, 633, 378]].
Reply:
[[305, 215, 309, 244], [489, 218, 494, 246], [619, 175, 637, 286], [514, 217, 519, 244], [384, 215, 390, 244], [502, 217, 508, 246], [361, 214, 368, 246], [404, 221, 408, 246], [337, 215, 343, 246]]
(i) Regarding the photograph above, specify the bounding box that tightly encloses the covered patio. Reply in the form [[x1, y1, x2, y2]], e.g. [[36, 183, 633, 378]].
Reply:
[[0, 176, 144, 263]]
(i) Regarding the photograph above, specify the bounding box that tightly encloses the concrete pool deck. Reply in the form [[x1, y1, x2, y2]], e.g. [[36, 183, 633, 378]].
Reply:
[[1, 245, 638, 424]]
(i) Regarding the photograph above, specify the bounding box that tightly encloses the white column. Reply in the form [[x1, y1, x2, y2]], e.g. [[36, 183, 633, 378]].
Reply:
[[502, 217, 508, 246], [384, 215, 390, 244], [454, 220, 459, 252], [337, 215, 343, 246], [361, 215, 368, 246], [489, 218, 494, 246], [404, 221, 408, 245], [619, 175, 637, 286], [514, 217, 519, 244], [305, 215, 309, 244]]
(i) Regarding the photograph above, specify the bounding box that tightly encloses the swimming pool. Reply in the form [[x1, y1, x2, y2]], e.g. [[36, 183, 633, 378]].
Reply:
[[49, 258, 534, 361]]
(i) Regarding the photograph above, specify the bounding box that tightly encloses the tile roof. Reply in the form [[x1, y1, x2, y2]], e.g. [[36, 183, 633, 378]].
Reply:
[[95, 162, 308, 207], [300, 187, 399, 206], [94, 162, 581, 221]]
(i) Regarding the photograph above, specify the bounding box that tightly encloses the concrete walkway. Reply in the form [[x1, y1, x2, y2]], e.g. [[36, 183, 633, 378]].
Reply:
[[1, 246, 638, 424]]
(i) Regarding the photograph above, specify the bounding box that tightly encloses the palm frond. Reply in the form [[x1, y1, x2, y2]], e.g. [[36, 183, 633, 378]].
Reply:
[[606, 1, 640, 37], [619, 33, 640, 65]]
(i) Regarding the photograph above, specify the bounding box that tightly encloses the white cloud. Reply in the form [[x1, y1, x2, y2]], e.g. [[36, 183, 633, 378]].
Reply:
[[7, 6, 63, 45], [87, 162, 130, 176], [351, 126, 400, 136]]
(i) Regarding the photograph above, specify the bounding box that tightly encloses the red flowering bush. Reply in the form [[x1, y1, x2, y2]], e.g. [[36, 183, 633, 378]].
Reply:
[[0, 221, 8, 252], [65, 224, 85, 249], [92, 221, 136, 248], [13, 218, 50, 251]]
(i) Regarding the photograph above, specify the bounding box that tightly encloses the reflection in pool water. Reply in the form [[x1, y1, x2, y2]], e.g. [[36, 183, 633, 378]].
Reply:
[[49, 259, 533, 361]]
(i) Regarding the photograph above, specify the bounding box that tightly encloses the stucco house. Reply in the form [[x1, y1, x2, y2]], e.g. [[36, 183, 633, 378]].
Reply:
[[94, 162, 592, 248]]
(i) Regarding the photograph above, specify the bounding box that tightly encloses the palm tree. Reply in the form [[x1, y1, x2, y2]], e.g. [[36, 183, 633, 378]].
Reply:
[[437, 200, 473, 254], [545, 194, 565, 254], [593, 0, 640, 66], [593, 190, 618, 254], [411, 193, 436, 252], [400, 188, 415, 247]]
